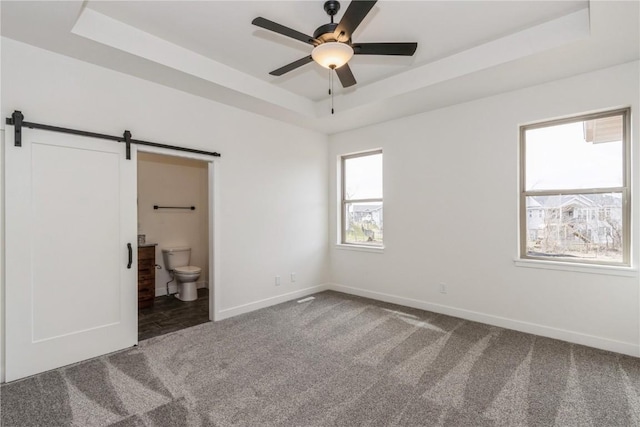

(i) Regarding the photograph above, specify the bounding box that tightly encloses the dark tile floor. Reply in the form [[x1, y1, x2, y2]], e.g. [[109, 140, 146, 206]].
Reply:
[[138, 288, 210, 341]]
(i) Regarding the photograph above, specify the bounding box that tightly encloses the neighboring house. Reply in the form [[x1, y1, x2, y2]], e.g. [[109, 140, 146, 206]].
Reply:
[[526, 194, 623, 254], [349, 204, 383, 228], [346, 204, 383, 242]]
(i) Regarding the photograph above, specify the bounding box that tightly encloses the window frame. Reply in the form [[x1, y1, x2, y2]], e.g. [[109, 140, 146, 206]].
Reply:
[[519, 108, 631, 266], [340, 149, 384, 247]]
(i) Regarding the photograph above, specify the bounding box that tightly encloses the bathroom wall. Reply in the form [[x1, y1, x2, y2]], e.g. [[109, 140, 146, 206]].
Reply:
[[137, 152, 209, 295]]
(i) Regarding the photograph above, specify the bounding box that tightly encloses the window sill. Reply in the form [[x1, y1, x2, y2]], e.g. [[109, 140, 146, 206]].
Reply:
[[514, 258, 637, 277], [335, 244, 385, 254]]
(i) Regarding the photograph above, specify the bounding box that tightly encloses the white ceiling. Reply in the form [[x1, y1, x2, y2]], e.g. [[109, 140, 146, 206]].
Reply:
[[1, 1, 639, 134]]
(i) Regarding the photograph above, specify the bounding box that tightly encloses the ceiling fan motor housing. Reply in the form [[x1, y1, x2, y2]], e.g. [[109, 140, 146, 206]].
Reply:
[[315, 0, 346, 43], [313, 22, 340, 43]]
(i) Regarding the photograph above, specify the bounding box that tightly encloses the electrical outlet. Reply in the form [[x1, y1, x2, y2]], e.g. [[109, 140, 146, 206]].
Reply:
[[291, 272, 296, 282], [439, 283, 447, 294], [275, 276, 281, 286]]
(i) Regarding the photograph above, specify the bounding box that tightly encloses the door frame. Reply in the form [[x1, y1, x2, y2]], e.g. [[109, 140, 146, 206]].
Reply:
[[136, 145, 219, 322]]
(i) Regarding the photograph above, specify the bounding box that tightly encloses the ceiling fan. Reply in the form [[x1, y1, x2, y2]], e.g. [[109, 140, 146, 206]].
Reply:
[[252, 0, 418, 88]]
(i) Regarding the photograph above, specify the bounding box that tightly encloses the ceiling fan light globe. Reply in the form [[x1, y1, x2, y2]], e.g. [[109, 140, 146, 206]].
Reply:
[[311, 42, 354, 69]]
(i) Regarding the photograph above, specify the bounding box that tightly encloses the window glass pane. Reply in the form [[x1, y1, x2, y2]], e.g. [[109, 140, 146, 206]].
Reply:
[[344, 202, 383, 245], [344, 153, 382, 200], [524, 193, 623, 263], [525, 116, 623, 191]]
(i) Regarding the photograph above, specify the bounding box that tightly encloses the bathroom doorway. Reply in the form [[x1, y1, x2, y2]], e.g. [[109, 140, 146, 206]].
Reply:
[[136, 151, 212, 341]]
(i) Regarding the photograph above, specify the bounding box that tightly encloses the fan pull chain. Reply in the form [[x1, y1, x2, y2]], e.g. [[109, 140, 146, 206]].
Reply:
[[329, 67, 335, 115]]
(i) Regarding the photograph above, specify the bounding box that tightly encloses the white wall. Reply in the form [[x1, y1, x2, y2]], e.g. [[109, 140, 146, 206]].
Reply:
[[137, 152, 209, 295], [0, 38, 329, 380], [328, 61, 640, 356]]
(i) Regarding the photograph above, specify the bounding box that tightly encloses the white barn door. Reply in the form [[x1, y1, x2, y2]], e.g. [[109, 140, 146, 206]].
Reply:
[[4, 127, 137, 381]]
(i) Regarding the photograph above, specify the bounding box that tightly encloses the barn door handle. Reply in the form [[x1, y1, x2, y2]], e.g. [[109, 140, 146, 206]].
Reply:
[[127, 243, 133, 269]]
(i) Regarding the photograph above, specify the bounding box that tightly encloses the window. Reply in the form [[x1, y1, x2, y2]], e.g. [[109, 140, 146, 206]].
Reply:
[[520, 108, 630, 265], [341, 150, 383, 246]]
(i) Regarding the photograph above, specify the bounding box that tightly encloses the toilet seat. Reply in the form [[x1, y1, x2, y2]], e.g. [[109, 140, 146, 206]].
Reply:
[[174, 266, 201, 274]]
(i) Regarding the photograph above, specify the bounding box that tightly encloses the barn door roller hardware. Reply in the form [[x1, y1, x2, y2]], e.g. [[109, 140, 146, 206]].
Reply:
[[5, 110, 221, 159], [10, 111, 23, 147], [123, 130, 132, 160]]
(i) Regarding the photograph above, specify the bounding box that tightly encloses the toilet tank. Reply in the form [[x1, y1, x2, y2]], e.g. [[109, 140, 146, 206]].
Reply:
[[162, 247, 191, 270]]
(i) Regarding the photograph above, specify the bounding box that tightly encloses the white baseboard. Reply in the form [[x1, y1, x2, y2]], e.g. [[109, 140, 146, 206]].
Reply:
[[155, 281, 208, 297], [326, 283, 639, 358], [215, 284, 330, 321]]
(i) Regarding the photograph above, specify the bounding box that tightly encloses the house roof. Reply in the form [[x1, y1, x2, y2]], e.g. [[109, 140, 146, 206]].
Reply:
[[351, 204, 382, 213], [527, 198, 543, 208], [529, 194, 622, 209]]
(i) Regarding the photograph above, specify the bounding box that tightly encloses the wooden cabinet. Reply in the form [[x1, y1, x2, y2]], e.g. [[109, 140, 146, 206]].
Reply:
[[138, 246, 156, 309]]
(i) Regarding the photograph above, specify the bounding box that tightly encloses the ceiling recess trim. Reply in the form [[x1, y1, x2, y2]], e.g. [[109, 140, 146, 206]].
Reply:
[[72, 5, 589, 121], [71, 7, 316, 117], [316, 7, 591, 117]]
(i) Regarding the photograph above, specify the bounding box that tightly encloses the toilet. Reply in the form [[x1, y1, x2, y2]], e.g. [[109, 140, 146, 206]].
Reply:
[[161, 247, 201, 301]]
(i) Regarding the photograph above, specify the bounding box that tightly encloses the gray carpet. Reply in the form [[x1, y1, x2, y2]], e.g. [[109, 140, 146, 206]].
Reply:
[[1, 290, 639, 426]]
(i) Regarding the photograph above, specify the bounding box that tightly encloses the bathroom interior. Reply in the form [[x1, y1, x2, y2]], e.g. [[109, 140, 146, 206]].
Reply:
[[137, 152, 210, 341]]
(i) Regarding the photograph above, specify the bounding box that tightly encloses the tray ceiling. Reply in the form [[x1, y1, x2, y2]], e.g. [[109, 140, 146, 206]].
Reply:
[[1, 1, 638, 134]]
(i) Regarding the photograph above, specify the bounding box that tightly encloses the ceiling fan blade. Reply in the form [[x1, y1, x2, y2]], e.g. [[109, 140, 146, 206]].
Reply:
[[269, 55, 314, 76], [335, 63, 357, 88], [252, 17, 318, 46], [333, 0, 377, 42], [353, 42, 418, 56]]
